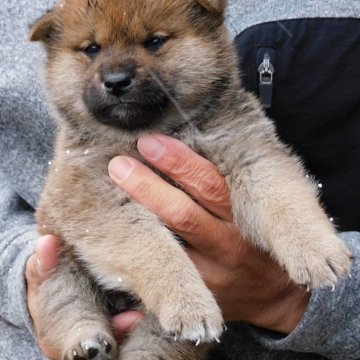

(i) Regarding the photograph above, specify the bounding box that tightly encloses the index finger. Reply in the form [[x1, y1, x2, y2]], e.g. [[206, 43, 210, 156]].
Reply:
[[137, 134, 232, 221]]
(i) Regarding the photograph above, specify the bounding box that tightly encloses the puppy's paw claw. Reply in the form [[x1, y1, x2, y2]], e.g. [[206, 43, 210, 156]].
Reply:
[[102, 340, 112, 354], [282, 235, 353, 289], [73, 351, 86, 360], [159, 293, 223, 344]]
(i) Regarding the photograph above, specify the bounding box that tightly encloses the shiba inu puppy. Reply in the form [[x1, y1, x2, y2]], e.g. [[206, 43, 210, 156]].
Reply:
[[30, 0, 352, 359]]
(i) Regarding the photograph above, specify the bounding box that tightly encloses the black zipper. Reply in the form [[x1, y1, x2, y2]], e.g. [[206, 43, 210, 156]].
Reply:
[[257, 48, 275, 109]]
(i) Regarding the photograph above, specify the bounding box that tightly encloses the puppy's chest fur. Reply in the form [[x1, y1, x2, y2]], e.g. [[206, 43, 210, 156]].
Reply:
[[51, 86, 274, 191]]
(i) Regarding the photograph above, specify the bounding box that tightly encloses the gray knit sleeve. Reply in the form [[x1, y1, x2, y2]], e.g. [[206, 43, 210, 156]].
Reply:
[[0, 171, 38, 332], [0, 0, 56, 340], [251, 232, 360, 359]]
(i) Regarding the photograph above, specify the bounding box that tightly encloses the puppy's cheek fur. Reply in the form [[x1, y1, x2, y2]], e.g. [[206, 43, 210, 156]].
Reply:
[[167, 37, 226, 106], [46, 52, 93, 118]]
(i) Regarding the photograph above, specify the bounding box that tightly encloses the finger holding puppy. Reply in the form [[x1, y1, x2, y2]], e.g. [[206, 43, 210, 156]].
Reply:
[[138, 134, 232, 221], [25, 235, 61, 360], [108, 149, 233, 258]]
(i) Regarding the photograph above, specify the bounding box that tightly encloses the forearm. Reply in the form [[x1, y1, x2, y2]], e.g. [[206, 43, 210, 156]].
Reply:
[[251, 231, 360, 359], [0, 172, 38, 331]]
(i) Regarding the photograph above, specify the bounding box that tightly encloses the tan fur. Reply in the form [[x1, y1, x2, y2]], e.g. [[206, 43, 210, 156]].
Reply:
[[30, 0, 352, 359]]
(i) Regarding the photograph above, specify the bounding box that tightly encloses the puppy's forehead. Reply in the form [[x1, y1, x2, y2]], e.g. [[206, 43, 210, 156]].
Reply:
[[60, 0, 190, 44]]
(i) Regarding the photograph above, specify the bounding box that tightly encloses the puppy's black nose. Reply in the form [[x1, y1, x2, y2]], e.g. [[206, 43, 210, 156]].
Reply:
[[103, 72, 134, 97]]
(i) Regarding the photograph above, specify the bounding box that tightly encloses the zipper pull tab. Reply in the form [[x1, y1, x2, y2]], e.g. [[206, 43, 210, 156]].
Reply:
[[258, 52, 274, 109]]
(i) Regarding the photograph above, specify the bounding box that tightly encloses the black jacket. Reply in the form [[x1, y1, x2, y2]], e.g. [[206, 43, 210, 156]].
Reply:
[[235, 18, 360, 232]]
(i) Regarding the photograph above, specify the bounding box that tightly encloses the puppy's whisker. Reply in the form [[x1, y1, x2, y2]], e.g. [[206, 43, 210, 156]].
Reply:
[[147, 69, 190, 122]]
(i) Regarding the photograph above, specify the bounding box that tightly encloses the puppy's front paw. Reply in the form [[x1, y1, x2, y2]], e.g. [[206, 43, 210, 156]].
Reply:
[[63, 329, 116, 360], [158, 291, 223, 344], [283, 235, 353, 290]]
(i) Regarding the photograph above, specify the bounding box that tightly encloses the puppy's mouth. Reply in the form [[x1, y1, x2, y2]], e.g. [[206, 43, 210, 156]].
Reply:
[[83, 74, 172, 130], [95, 101, 169, 130]]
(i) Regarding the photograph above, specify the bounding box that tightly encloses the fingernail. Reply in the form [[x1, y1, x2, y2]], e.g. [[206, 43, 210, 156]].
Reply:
[[109, 157, 134, 182], [138, 136, 165, 160], [129, 318, 142, 331], [35, 255, 43, 273], [35, 235, 50, 275]]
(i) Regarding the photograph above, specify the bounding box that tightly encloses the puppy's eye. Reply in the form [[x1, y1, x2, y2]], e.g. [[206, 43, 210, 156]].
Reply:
[[144, 36, 168, 51], [84, 43, 101, 57]]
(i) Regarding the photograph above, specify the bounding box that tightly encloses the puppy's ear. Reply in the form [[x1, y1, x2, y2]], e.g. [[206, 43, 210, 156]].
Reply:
[[197, 0, 227, 13], [29, 9, 58, 43]]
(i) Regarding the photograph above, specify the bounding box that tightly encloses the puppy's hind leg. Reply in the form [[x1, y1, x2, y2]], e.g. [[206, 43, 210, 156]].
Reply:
[[36, 257, 117, 360]]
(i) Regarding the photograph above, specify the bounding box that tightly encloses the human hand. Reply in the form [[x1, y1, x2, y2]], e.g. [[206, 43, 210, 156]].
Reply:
[[108, 134, 310, 334], [25, 235, 143, 359]]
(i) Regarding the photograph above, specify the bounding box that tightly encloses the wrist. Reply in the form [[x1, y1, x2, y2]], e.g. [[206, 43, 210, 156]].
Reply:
[[260, 284, 310, 334]]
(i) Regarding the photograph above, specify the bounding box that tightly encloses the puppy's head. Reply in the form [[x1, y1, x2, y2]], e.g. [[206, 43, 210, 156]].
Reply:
[[31, 0, 236, 133]]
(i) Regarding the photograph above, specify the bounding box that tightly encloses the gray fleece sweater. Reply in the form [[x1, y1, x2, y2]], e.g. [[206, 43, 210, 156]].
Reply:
[[0, 1, 359, 359]]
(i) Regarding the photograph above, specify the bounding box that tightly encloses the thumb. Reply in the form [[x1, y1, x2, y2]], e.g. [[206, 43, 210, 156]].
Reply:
[[25, 235, 60, 290], [111, 311, 144, 343]]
